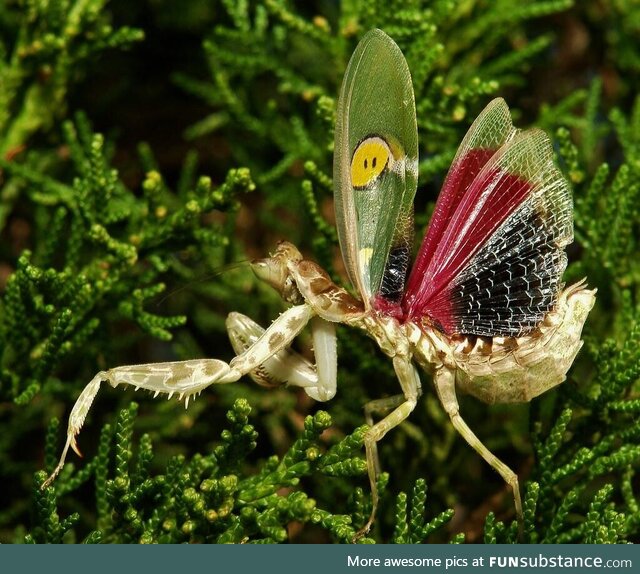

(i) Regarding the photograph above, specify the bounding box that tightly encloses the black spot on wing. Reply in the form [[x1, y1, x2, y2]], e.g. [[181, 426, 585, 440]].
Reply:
[[379, 244, 411, 303]]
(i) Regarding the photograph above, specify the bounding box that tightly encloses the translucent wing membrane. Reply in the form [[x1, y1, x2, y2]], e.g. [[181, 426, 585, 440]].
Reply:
[[404, 115, 573, 336], [334, 29, 418, 308], [406, 99, 516, 280]]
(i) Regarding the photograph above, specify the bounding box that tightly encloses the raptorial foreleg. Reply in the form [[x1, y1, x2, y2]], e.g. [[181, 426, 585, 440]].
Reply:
[[43, 304, 316, 489], [226, 311, 337, 401], [42, 358, 236, 488]]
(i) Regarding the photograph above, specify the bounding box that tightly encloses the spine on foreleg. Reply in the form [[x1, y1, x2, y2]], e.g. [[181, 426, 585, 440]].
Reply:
[[42, 358, 238, 489]]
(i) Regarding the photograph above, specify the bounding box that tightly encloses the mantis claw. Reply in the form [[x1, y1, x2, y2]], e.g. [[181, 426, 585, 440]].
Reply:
[[70, 436, 82, 458]]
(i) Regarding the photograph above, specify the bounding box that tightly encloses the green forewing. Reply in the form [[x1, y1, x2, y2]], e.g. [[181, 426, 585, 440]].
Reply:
[[333, 29, 418, 307]]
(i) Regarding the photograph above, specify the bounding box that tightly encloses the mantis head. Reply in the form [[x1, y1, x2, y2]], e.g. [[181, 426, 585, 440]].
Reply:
[[251, 241, 304, 304]]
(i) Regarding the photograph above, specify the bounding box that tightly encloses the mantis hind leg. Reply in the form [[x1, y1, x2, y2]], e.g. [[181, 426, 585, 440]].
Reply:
[[433, 366, 523, 537]]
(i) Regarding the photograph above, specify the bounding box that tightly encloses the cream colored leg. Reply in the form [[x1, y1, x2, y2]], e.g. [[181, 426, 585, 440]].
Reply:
[[42, 358, 234, 489], [229, 305, 314, 373], [227, 312, 317, 390], [363, 394, 405, 475], [433, 366, 523, 535], [356, 357, 421, 538], [43, 304, 316, 489], [226, 313, 337, 402], [306, 317, 337, 401]]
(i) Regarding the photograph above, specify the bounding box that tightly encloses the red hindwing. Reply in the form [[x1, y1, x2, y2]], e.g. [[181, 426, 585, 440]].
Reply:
[[403, 100, 573, 337]]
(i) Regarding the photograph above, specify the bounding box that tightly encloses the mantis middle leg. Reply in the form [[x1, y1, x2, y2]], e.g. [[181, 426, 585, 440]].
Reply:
[[358, 356, 421, 537], [363, 394, 405, 475]]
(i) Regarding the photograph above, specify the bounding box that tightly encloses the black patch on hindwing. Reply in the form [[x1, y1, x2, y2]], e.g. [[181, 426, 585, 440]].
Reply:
[[447, 203, 566, 337]]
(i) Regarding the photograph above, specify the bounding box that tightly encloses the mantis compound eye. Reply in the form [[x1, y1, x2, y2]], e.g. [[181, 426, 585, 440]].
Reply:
[[251, 241, 304, 302], [251, 257, 288, 293]]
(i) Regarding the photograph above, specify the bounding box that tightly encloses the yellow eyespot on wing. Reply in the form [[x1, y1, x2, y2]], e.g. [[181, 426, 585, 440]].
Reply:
[[350, 136, 394, 189]]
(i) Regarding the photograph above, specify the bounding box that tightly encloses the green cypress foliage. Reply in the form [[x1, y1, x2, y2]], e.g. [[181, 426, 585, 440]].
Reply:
[[1, 0, 639, 543]]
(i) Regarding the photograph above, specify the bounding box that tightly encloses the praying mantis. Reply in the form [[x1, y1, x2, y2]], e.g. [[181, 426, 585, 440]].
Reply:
[[43, 29, 595, 537]]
